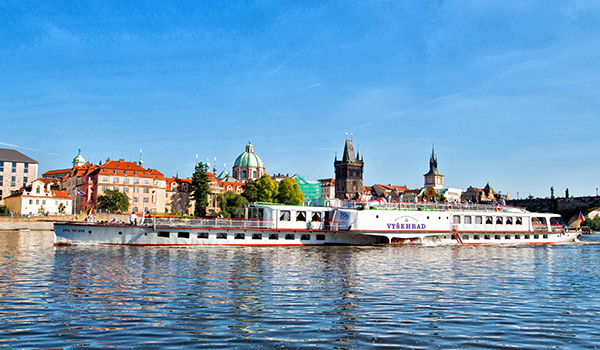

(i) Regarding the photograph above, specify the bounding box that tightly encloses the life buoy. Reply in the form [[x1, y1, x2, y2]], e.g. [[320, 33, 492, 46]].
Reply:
[[399, 203, 406, 209], [447, 205, 452, 210], [495, 207, 501, 212], [325, 201, 331, 207]]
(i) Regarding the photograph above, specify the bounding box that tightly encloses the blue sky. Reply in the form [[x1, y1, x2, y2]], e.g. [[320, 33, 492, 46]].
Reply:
[[2, 1, 600, 198]]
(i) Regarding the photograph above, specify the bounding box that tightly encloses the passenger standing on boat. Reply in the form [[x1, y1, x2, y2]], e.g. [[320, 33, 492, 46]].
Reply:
[[129, 212, 138, 226]]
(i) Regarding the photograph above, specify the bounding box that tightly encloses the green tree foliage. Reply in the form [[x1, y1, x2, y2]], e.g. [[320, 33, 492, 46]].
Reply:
[[191, 162, 211, 217], [58, 203, 66, 214], [256, 174, 278, 202], [242, 179, 259, 203], [97, 189, 130, 212], [276, 178, 304, 205], [582, 215, 600, 231], [217, 191, 249, 218]]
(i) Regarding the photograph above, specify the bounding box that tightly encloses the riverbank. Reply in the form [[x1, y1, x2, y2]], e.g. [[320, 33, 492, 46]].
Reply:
[[0, 213, 130, 231]]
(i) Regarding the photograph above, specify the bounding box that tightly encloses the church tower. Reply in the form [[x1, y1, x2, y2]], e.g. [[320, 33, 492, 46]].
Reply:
[[334, 135, 364, 200], [424, 146, 444, 189]]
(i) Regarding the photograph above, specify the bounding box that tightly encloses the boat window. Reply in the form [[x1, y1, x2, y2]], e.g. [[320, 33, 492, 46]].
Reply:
[[486, 217, 493, 225], [296, 211, 306, 222], [235, 233, 245, 240], [452, 215, 461, 224], [216, 232, 227, 239], [494, 235, 501, 240], [464, 216, 472, 224], [524, 234, 530, 239], [484, 235, 491, 240], [516, 217, 523, 225], [543, 234, 549, 239], [515, 234, 520, 239], [506, 217, 513, 225], [462, 235, 469, 240], [280, 210, 290, 221], [198, 232, 209, 239], [301, 234, 311, 240], [496, 217, 503, 225], [316, 234, 326, 241], [178, 232, 190, 239], [505, 235, 510, 240], [473, 235, 480, 240], [311, 212, 321, 222], [475, 216, 483, 224], [269, 233, 279, 240], [533, 217, 547, 225], [285, 234, 295, 240], [252, 233, 262, 240], [550, 217, 563, 226], [534, 234, 539, 239], [157, 231, 170, 238]]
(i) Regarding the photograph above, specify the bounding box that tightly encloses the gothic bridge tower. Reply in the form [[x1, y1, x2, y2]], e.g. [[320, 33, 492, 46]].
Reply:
[[334, 135, 364, 200]]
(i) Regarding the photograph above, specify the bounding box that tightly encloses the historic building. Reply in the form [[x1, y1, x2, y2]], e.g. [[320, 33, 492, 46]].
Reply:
[[232, 141, 265, 181], [44, 150, 166, 214], [3, 178, 72, 216], [334, 136, 364, 200], [0, 148, 39, 206], [424, 146, 444, 190], [165, 177, 193, 215]]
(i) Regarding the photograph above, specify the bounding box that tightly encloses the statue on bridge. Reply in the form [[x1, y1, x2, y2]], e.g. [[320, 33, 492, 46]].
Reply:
[[551, 187, 554, 199]]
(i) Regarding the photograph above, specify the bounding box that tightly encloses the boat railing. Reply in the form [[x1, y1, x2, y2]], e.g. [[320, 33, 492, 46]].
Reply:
[[341, 200, 525, 213], [148, 217, 274, 230]]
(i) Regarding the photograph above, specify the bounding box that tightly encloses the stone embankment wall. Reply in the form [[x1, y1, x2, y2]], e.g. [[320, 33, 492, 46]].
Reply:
[[0, 213, 130, 231]]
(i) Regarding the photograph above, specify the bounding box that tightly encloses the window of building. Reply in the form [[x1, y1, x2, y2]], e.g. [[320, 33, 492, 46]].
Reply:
[[101, 177, 108, 182], [123, 187, 129, 193], [36, 199, 39, 204], [144, 179, 149, 185], [296, 211, 306, 222], [133, 197, 138, 203], [12, 162, 17, 172], [132, 207, 138, 212], [29, 199, 32, 204], [22, 177, 28, 186], [133, 179, 140, 184], [24, 163, 28, 173], [0, 161, 3, 171], [280, 210, 290, 221], [0, 175, 2, 186], [113, 178, 119, 183], [11, 176, 16, 187], [143, 188, 149, 194], [143, 198, 149, 203], [102, 186, 108, 191], [123, 178, 129, 184], [133, 188, 139, 193]]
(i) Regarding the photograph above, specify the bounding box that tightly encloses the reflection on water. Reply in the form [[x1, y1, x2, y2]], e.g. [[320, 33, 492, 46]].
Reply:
[[1, 231, 600, 349]]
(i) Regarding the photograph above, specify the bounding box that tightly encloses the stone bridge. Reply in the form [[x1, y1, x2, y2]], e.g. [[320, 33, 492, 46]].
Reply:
[[506, 196, 600, 227]]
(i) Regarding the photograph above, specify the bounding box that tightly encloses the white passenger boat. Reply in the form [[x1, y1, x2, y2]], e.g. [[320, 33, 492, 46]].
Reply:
[[54, 199, 580, 246]]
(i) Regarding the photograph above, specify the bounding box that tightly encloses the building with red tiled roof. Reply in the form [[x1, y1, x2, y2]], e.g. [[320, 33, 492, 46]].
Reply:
[[45, 150, 166, 214], [4, 178, 73, 215]]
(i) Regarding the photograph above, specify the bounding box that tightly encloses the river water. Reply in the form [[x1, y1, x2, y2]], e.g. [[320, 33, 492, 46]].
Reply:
[[1, 230, 600, 349]]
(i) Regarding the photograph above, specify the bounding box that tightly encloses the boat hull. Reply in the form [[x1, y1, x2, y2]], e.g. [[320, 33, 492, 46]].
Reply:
[[53, 222, 580, 246]]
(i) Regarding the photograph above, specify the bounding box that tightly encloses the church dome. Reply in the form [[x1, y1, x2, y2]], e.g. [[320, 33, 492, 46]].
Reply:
[[73, 149, 85, 165], [233, 142, 264, 169]]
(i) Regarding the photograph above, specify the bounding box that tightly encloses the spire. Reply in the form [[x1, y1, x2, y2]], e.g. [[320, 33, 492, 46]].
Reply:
[[213, 157, 217, 173], [424, 145, 442, 176], [138, 149, 143, 167]]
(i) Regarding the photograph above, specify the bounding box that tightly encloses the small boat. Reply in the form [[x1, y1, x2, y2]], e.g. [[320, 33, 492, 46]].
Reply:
[[53, 199, 580, 246]]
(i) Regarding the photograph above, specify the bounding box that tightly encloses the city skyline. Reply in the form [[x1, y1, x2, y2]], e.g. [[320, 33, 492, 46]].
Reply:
[[2, 1, 600, 198]]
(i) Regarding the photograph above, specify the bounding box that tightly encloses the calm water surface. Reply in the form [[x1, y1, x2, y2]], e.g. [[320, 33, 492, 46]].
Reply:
[[1, 231, 600, 349]]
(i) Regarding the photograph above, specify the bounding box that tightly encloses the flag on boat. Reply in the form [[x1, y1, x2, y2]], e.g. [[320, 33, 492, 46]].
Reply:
[[579, 212, 586, 222], [76, 190, 86, 197], [110, 218, 116, 223]]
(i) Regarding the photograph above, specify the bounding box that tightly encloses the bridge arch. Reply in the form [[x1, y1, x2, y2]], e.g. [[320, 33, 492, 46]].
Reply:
[[506, 197, 600, 228]]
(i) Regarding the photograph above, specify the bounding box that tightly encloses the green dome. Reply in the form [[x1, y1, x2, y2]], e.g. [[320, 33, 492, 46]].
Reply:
[[73, 149, 85, 164], [234, 143, 264, 168]]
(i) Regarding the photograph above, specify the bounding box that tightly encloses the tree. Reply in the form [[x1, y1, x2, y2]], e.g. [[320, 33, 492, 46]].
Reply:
[[276, 178, 304, 205], [256, 174, 278, 203], [97, 189, 130, 212], [242, 179, 259, 203], [582, 215, 600, 231], [217, 191, 249, 218], [58, 203, 66, 214], [191, 162, 211, 217]]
